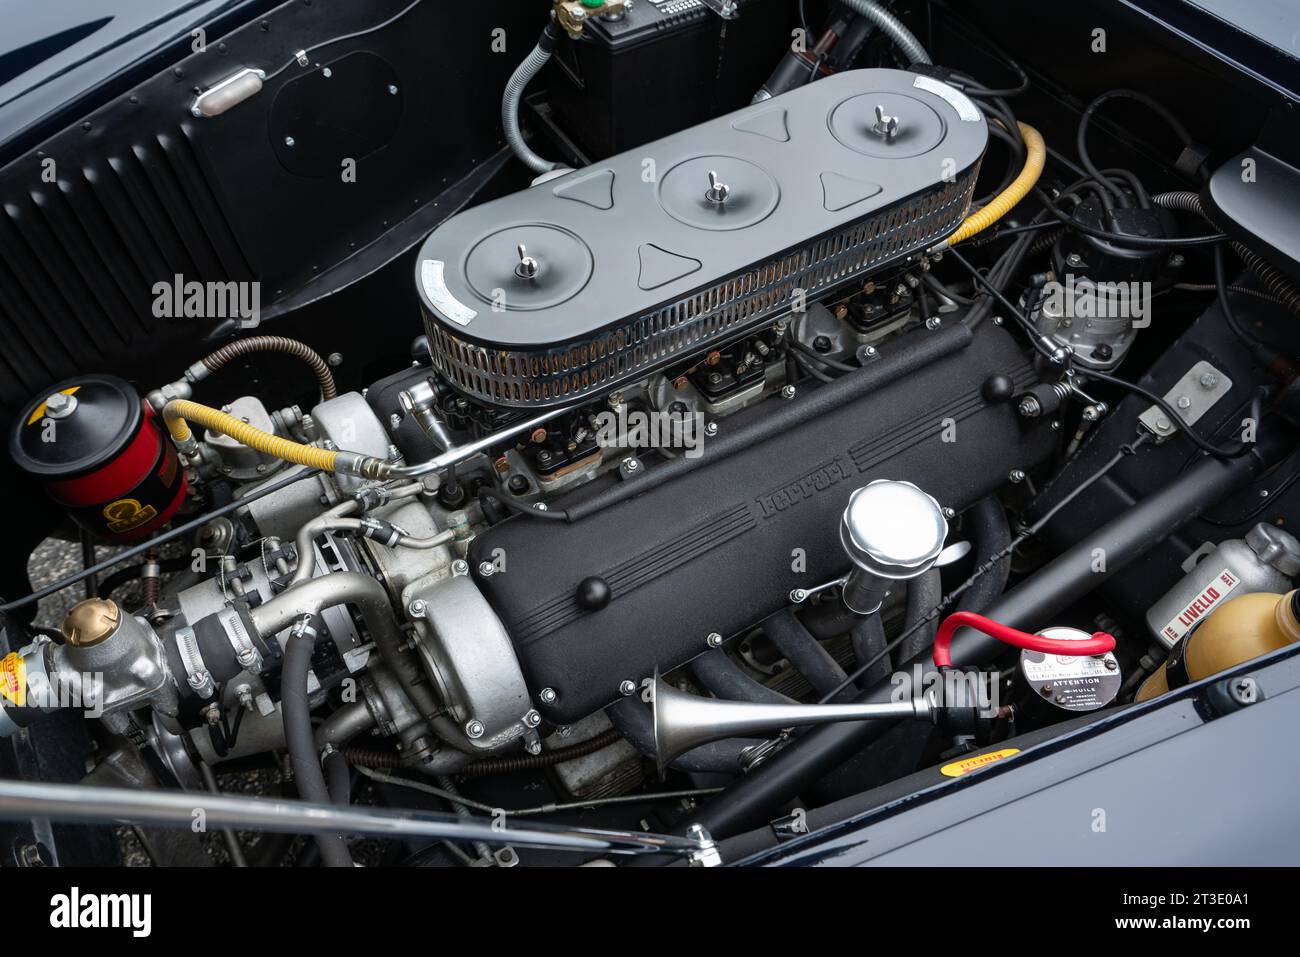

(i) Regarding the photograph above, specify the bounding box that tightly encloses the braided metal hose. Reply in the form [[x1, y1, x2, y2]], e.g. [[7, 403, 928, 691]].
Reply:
[[199, 335, 337, 400], [1153, 192, 1300, 316]]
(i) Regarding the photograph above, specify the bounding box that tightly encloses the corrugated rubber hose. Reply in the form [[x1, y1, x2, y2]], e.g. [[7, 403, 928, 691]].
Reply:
[[199, 335, 337, 401], [163, 400, 340, 472], [946, 121, 1045, 246]]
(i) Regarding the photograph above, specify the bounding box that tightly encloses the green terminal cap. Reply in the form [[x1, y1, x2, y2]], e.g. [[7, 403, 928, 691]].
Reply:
[[580, 0, 604, 7]]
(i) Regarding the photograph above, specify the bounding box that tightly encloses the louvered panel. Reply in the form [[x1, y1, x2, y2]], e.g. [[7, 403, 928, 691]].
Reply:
[[131, 135, 227, 280], [161, 129, 254, 282], [0, 198, 99, 347], [82, 157, 175, 299], [24, 188, 125, 344], [0, 254, 60, 405], [38, 179, 140, 345], [0, 124, 256, 405]]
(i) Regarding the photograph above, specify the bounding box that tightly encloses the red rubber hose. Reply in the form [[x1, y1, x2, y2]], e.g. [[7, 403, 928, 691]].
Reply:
[[932, 611, 1115, 667]]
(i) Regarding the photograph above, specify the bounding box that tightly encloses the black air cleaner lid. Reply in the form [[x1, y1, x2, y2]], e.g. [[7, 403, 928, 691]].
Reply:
[[9, 374, 144, 479]]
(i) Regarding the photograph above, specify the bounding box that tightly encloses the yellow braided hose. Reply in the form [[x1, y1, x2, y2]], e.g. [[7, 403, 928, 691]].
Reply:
[[945, 121, 1045, 246], [163, 400, 340, 473]]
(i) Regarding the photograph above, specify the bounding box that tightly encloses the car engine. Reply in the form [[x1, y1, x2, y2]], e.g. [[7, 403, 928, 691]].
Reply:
[[1, 0, 1299, 871]]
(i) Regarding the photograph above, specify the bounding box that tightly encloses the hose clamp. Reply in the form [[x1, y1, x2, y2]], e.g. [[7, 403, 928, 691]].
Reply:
[[175, 626, 215, 699], [216, 606, 262, 673]]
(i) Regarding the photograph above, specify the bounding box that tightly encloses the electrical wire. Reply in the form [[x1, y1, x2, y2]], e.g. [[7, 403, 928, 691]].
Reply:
[[263, 0, 426, 82], [1086, 368, 1265, 460]]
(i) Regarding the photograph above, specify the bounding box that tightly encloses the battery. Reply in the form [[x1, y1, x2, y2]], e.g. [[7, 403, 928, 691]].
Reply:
[[545, 0, 796, 158], [9, 375, 187, 542]]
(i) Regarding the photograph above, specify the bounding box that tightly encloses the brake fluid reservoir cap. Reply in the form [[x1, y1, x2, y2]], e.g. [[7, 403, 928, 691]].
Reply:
[[840, 479, 947, 578]]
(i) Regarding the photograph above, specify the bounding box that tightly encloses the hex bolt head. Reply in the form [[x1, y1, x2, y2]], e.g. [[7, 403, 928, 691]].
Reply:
[[925, 316, 942, 330], [1008, 469, 1026, 484], [781, 385, 796, 399], [1199, 372, 1219, 389], [539, 687, 558, 704], [451, 559, 469, 576], [465, 719, 485, 739], [704, 421, 718, 437], [619, 679, 637, 696], [706, 632, 723, 648], [622, 457, 640, 473], [407, 599, 427, 618], [523, 710, 541, 728], [1176, 395, 1192, 410], [478, 561, 496, 577], [525, 739, 542, 755]]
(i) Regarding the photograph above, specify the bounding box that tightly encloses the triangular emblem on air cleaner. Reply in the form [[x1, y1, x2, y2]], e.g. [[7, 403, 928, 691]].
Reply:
[[553, 168, 616, 210], [820, 171, 883, 211], [637, 244, 702, 290], [732, 108, 789, 142]]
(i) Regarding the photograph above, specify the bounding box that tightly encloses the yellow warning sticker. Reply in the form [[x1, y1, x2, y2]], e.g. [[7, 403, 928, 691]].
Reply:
[[939, 748, 1020, 778], [0, 653, 26, 707], [26, 386, 80, 426]]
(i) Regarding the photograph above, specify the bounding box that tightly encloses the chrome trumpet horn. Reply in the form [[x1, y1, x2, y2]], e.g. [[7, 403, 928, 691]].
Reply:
[[650, 672, 933, 775]]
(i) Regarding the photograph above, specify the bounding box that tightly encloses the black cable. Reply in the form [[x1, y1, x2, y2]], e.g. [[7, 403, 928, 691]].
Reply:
[[0, 468, 320, 614], [789, 340, 857, 373], [263, 0, 425, 81], [946, 248, 1059, 360], [791, 350, 835, 383], [1088, 369, 1264, 460], [1077, 89, 1192, 207], [1032, 186, 1224, 248], [486, 491, 569, 521]]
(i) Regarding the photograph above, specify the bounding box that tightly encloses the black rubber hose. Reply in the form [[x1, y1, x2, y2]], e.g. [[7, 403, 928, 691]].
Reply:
[[690, 650, 794, 705], [763, 609, 849, 699], [682, 440, 1281, 838], [282, 632, 353, 867], [956, 496, 1012, 614], [899, 569, 942, 662], [848, 613, 891, 689], [606, 697, 763, 774], [324, 750, 351, 806]]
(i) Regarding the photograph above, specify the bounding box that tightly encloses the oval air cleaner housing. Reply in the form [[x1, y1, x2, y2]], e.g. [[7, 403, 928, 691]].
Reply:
[[416, 68, 987, 408]]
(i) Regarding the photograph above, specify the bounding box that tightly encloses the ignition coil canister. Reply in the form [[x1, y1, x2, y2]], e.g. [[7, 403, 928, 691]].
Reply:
[[1015, 626, 1121, 724], [9, 375, 187, 542], [1145, 523, 1300, 650]]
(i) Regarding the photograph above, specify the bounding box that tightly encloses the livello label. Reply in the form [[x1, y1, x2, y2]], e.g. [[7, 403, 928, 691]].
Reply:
[[1159, 569, 1240, 644], [939, 748, 1020, 778]]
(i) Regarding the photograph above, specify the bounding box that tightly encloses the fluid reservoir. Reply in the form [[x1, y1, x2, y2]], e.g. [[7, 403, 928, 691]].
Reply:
[[8, 375, 187, 542], [1145, 523, 1300, 649], [1137, 589, 1300, 701]]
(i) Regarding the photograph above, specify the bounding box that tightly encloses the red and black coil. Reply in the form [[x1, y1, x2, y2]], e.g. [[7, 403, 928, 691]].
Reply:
[[9, 375, 187, 542]]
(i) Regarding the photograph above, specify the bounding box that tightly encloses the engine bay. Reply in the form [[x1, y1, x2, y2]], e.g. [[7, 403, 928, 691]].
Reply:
[[2, 0, 1300, 871]]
